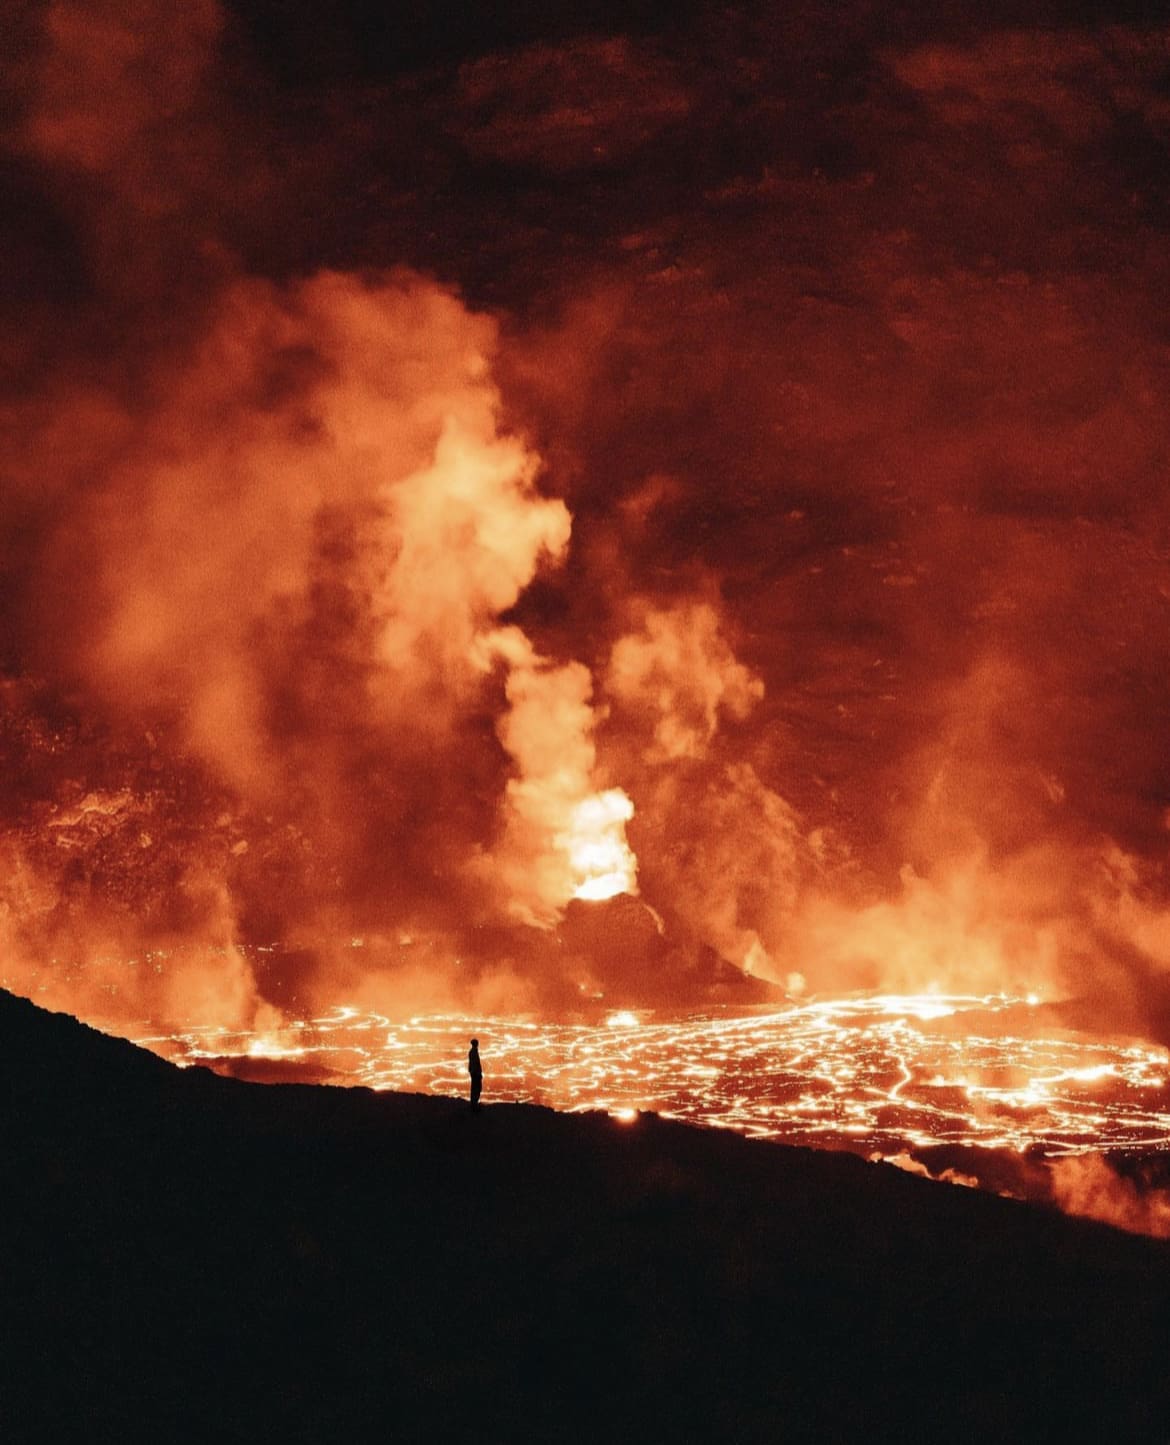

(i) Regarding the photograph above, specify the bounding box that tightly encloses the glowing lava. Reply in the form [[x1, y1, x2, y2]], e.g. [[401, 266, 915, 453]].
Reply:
[[136, 990, 1170, 1158]]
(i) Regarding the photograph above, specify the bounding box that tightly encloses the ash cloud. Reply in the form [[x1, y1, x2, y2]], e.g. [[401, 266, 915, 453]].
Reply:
[[1, 0, 632, 1023], [487, 12, 1170, 1035], [5, 0, 1170, 1037]]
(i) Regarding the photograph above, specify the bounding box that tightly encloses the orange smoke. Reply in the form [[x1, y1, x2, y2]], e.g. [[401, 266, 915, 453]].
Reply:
[[1047, 1155, 1170, 1240], [477, 626, 636, 926], [885, 1148, 1170, 1241], [607, 603, 764, 762], [7, 0, 1170, 1046], [2, 263, 647, 1022]]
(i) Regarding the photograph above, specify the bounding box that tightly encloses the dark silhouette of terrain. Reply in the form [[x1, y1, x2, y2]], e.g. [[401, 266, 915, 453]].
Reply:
[[1, 988, 1169, 1443]]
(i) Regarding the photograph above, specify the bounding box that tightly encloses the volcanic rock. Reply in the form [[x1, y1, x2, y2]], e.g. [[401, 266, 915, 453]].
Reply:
[[1, 987, 1168, 1442]]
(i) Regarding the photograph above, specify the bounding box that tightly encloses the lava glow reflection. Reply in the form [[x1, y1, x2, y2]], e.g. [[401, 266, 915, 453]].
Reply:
[[133, 992, 1170, 1158]]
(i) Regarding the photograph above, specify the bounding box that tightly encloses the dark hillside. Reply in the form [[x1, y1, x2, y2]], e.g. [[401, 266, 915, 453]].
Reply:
[[1, 988, 1168, 1443]]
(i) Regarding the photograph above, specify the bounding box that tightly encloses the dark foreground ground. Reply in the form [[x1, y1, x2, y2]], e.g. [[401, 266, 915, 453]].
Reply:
[[2, 989, 1170, 1443]]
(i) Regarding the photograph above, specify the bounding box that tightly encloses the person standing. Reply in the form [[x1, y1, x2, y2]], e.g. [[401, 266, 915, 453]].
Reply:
[[468, 1038, 483, 1110]]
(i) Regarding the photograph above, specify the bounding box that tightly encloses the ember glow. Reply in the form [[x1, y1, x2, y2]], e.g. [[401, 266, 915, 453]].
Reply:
[[6, 0, 1170, 1232]]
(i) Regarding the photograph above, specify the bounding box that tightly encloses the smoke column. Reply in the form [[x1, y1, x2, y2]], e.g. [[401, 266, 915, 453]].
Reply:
[[4, 0, 1170, 1040]]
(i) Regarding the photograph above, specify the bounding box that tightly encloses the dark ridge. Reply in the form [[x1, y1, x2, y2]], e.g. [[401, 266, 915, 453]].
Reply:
[[224, 0, 715, 84], [223, 0, 1167, 88], [2, 986, 1169, 1443]]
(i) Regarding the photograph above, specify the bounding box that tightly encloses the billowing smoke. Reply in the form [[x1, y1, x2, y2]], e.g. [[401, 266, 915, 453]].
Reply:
[[1048, 1154, 1170, 1239], [0, 0, 640, 1024], [1, 251, 642, 1019], [886, 1148, 1170, 1242], [479, 624, 636, 924], [6, 0, 1170, 1039]]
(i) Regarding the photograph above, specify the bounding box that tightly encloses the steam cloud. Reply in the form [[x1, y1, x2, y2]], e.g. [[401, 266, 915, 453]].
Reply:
[[5, 0, 1170, 1038]]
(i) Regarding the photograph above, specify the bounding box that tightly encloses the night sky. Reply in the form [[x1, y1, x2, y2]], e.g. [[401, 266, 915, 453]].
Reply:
[[3, 0, 1170, 1037]]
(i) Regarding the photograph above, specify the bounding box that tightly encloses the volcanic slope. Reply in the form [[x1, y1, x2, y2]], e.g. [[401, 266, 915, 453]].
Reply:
[[2, 989, 1169, 1443]]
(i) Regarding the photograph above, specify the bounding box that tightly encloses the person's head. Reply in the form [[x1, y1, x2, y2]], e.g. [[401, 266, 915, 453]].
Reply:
[[470, 1038, 478, 1049]]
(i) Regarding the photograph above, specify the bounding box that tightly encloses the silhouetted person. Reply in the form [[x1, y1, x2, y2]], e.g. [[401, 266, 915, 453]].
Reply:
[[468, 1038, 482, 1110]]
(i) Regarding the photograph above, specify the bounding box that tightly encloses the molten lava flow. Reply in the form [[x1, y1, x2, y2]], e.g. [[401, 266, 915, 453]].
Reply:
[[124, 984, 1170, 1237], [135, 987, 1170, 1150]]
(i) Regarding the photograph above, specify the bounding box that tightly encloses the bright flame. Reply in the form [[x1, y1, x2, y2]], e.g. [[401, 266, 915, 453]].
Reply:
[[877, 995, 957, 1021], [482, 629, 638, 925], [245, 1030, 306, 1060], [606, 1009, 641, 1028], [565, 790, 637, 901]]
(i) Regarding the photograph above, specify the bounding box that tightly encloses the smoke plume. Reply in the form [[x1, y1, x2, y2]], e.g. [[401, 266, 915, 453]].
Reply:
[[5, 0, 1170, 1037]]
